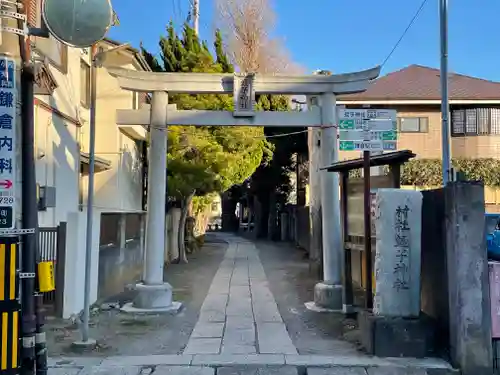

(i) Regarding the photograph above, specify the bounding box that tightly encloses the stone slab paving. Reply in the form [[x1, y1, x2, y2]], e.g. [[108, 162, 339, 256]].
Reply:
[[46, 363, 458, 375], [183, 238, 298, 356], [47, 235, 458, 375], [217, 366, 298, 375], [48, 353, 456, 374], [308, 369, 368, 375]]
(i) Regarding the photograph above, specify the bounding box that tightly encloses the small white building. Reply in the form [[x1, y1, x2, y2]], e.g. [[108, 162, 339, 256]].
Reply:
[[32, 33, 150, 317]]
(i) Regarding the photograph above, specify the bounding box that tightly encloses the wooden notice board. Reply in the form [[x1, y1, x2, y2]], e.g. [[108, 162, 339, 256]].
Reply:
[[345, 175, 393, 290]]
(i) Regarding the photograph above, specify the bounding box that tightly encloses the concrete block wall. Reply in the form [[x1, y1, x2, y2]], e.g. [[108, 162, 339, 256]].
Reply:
[[62, 210, 101, 318], [445, 182, 492, 375]]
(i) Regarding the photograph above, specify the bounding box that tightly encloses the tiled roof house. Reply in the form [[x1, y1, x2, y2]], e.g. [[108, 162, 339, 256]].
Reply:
[[337, 64, 500, 160]]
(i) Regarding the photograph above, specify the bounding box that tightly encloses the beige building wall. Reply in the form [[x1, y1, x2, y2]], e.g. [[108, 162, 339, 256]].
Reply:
[[78, 43, 146, 213]]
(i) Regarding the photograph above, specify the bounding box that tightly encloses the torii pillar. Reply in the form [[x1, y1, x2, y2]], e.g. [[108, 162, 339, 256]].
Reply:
[[108, 67, 381, 313]]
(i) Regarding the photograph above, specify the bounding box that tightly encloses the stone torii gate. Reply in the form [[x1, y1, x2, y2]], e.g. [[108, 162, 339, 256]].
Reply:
[[108, 67, 381, 313]]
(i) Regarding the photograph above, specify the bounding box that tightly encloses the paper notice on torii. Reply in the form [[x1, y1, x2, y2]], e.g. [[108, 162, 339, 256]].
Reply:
[[0, 57, 16, 230]]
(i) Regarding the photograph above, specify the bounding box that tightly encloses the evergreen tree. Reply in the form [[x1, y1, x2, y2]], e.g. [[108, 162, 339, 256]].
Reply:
[[214, 29, 233, 73], [142, 22, 272, 260]]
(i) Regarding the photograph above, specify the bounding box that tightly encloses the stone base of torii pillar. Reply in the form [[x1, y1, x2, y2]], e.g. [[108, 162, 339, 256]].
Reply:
[[121, 283, 183, 314]]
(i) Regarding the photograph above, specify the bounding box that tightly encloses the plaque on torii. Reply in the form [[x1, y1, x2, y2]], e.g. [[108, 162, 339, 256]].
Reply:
[[233, 73, 256, 118]]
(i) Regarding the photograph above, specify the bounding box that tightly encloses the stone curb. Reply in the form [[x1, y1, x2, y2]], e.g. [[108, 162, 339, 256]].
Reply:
[[49, 354, 455, 370], [47, 365, 460, 375]]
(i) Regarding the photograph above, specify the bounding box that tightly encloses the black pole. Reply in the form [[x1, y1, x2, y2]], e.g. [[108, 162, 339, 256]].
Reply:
[[34, 293, 47, 375], [20, 63, 37, 375], [363, 150, 373, 310], [21, 63, 48, 375]]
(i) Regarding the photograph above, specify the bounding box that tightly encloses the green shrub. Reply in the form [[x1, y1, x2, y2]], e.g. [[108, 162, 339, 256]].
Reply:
[[347, 158, 500, 187]]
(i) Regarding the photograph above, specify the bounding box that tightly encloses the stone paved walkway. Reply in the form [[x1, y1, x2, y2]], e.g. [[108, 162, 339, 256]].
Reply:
[[183, 236, 297, 355], [47, 234, 456, 374]]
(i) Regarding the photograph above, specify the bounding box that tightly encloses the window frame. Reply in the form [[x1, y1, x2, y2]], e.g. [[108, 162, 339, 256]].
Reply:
[[80, 60, 91, 108], [397, 117, 429, 133], [132, 92, 139, 110], [451, 107, 500, 137]]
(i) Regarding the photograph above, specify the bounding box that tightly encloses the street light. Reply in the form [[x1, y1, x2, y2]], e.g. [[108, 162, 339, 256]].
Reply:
[[78, 43, 132, 347]]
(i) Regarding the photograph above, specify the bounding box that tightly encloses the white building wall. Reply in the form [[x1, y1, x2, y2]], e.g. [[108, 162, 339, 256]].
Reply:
[[34, 47, 88, 228], [79, 56, 145, 213], [62, 209, 101, 318], [33, 42, 147, 316], [33, 46, 95, 317], [34, 104, 80, 228]]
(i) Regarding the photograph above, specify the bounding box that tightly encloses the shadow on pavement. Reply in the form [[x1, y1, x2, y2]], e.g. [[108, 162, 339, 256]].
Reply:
[[45, 238, 227, 357], [255, 240, 365, 356]]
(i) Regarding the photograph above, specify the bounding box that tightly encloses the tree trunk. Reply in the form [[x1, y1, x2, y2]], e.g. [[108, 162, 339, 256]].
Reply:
[[267, 191, 276, 240], [178, 190, 195, 264], [308, 127, 323, 277]]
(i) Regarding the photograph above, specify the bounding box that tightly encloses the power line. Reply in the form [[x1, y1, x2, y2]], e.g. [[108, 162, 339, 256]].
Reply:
[[380, 0, 429, 68], [147, 125, 338, 139]]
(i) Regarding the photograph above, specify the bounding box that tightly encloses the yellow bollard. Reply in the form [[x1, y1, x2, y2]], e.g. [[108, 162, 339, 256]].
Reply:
[[38, 261, 55, 292]]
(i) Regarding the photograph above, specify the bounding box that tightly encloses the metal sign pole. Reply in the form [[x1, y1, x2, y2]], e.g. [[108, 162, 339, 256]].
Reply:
[[439, 0, 451, 185], [363, 150, 373, 309], [79, 46, 97, 346], [337, 108, 397, 311]]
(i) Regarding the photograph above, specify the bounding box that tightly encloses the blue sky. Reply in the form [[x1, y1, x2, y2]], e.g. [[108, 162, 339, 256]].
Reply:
[[108, 0, 500, 81]]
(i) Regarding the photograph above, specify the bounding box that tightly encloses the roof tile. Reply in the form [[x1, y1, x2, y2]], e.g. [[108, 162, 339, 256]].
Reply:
[[337, 64, 500, 100]]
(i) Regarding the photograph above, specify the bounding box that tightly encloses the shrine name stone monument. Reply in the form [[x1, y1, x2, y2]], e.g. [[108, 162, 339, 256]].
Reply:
[[358, 188, 435, 358], [373, 188, 422, 317]]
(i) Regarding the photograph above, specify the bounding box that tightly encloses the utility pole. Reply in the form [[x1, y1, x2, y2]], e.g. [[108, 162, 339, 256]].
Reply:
[[19, 48, 37, 375], [440, 0, 451, 185], [193, 0, 199, 35], [17, 9, 50, 375], [76, 43, 130, 348]]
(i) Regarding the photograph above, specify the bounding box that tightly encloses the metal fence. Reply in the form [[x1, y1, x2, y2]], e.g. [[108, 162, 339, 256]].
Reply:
[[38, 223, 66, 317]]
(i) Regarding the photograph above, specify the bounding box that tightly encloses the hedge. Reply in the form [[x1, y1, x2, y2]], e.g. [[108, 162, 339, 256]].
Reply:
[[348, 158, 500, 187]]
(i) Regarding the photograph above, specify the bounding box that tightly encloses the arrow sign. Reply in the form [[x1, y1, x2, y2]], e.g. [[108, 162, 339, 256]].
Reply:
[[0, 179, 13, 189]]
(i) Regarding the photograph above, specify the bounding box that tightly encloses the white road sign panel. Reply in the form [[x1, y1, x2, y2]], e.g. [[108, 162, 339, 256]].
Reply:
[[0, 57, 16, 229], [337, 108, 397, 121], [339, 129, 398, 141], [338, 118, 396, 131], [339, 140, 397, 152]]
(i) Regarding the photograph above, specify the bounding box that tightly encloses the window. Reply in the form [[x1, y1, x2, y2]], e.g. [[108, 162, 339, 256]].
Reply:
[[398, 117, 428, 133], [492, 109, 500, 134], [80, 60, 91, 108], [33, 36, 68, 73], [451, 107, 500, 136]]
